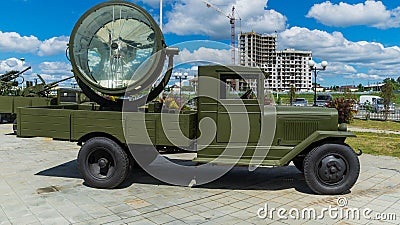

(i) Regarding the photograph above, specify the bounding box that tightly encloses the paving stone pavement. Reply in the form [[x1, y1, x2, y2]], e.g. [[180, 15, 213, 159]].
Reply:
[[0, 123, 399, 225]]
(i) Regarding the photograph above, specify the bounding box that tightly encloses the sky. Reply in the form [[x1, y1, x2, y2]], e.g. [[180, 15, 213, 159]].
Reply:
[[1, 0, 400, 87]]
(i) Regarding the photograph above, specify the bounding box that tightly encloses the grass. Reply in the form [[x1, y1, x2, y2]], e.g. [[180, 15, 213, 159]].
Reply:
[[346, 132, 400, 158], [350, 119, 400, 132], [346, 119, 400, 158]]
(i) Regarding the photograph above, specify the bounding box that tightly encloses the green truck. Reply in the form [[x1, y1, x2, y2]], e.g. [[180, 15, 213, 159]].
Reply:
[[0, 67, 53, 124], [17, 1, 360, 194], [0, 70, 76, 131]]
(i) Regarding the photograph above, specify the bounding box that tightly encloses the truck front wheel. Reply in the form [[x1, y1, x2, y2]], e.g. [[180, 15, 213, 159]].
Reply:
[[303, 143, 360, 195], [77, 137, 130, 189]]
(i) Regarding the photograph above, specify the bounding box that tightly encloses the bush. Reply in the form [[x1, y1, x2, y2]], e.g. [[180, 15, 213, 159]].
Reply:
[[327, 97, 356, 124]]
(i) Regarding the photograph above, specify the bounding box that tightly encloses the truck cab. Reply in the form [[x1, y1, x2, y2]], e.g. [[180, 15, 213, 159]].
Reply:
[[192, 65, 360, 194]]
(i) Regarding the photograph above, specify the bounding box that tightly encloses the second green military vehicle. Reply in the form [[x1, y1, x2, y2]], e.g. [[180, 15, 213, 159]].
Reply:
[[0, 67, 52, 124], [17, 1, 360, 194], [0, 69, 74, 124]]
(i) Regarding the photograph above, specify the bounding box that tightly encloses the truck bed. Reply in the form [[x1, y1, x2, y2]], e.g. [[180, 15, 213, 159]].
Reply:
[[0, 96, 51, 114], [17, 105, 197, 147]]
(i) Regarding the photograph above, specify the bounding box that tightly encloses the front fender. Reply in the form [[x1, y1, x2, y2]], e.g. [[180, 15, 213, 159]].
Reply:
[[279, 131, 356, 165]]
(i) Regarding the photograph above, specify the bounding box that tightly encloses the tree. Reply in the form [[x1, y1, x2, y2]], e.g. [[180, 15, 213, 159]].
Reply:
[[327, 97, 356, 124], [380, 82, 396, 120], [397, 76, 400, 85], [384, 78, 399, 90], [289, 85, 296, 106], [357, 83, 364, 92]]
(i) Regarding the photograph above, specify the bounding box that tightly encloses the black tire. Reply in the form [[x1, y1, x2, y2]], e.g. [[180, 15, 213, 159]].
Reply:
[[303, 143, 360, 195], [292, 157, 304, 173], [77, 137, 130, 189]]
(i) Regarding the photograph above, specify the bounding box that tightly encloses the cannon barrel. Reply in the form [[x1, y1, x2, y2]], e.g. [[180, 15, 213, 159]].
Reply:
[[0, 66, 31, 82], [21, 75, 74, 97], [17, 66, 32, 76], [39, 76, 74, 93], [69, 1, 172, 108], [0, 71, 18, 82]]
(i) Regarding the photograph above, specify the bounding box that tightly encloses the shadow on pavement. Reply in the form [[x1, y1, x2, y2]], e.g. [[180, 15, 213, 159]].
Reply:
[[35, 158, 313, 194], [35, 160, 82, 179]]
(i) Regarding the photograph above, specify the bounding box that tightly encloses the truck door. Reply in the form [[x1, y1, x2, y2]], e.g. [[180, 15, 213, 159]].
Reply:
[[216, 74, 263, 143]]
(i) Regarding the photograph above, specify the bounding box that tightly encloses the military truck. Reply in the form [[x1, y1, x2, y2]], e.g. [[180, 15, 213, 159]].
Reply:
[[0, 73, 73, 116], [0, 67, 79, 134], [17, 1, 360, 194], [0, 67, 52, 124]]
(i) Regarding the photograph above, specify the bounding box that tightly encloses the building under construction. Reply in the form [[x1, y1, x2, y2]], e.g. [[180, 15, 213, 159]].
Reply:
[[239, 32, 313, 92]]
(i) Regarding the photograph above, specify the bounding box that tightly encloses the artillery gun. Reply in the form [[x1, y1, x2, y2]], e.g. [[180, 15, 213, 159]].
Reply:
[[21, 74, 74, 97], [17, 1, 361, 194], [0, 67, 74, 126], [0, 67, 31, 96]]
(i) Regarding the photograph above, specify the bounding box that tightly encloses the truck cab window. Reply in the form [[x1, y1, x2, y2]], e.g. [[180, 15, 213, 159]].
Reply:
[[220, 76, 258, 100]]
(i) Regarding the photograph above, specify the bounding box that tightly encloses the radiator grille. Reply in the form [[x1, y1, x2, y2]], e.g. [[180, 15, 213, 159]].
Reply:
[[284, 121, 318, 141]]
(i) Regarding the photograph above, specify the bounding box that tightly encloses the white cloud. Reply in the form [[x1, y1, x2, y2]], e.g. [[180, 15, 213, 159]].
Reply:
[[0, 58, 26, 73], [0, 59, 72, 81], [0, 30, 69, 56], [35, 74, 58, 82], [278, 26, 400, 81], [38, 36, 69, 57], [306, 1, 400, 29], [38, 62, 72, 76], [175, 47, 231, 65], [0, 31, 41, 54], [344, 73, 384, 80], [17, 62, 73, 83], [279, 27, 400, 68], [367, 68, 398, 76], [324, 62, 357, 75], [164, 0, 287, 39]]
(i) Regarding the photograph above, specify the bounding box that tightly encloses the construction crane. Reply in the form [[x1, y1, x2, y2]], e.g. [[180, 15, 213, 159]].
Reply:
[[202, 0, 237, 65]]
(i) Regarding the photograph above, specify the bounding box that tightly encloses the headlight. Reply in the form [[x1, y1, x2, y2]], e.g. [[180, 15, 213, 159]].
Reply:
[[338, 123, 347, 131]]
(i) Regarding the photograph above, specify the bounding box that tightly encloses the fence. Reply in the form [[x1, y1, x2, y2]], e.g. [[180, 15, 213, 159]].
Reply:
[[354, 109, 400, 122]]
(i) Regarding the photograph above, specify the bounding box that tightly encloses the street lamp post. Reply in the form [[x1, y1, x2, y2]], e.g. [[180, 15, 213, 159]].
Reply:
[[20, 58, 26, 89], [308, 60, 328, 106], [174, 72, 188, 108]]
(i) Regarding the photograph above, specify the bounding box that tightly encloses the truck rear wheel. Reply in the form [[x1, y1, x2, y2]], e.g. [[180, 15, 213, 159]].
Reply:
[[303, 143, 360, 195], [77, 137, 130, 189]]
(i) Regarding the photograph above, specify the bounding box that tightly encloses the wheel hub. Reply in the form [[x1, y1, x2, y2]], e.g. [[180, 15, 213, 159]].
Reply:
[[318, 155, 346, 184], [98, 158, 109, 169]]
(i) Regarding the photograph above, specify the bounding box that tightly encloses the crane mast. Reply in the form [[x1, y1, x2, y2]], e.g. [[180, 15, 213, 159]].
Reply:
[[203, 0, 236, 65], [230, 6, 235, 65]]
